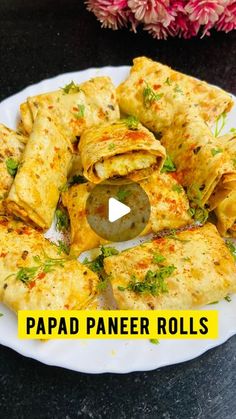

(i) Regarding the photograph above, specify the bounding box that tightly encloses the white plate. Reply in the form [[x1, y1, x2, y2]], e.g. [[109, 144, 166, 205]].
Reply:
[[0, 66, 236, 374]]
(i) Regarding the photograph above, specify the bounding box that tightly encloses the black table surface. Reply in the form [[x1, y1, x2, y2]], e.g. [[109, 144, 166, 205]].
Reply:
[[0, 1, 236, 418]]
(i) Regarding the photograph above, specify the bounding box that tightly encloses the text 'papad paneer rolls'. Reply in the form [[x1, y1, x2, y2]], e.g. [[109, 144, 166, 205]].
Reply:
[[79, 119, 166, 184], [5, 110, 73, 230], [210, 132, 236, 236], [160, 105, 236, 210], [0, 124, 27, 214], [0, 217, 98, 311], [104, 223, 236, 310], [117, 57, 233, 133], [62, 172, 191, 255], [20, 77, 120, 142]]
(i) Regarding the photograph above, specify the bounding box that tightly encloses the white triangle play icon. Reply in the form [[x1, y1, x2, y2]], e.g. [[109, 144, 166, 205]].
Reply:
[[108, 197, 131, 223]]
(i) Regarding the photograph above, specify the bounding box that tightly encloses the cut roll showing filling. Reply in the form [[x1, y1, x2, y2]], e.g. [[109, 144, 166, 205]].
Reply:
[[79, 120, 166, 183]]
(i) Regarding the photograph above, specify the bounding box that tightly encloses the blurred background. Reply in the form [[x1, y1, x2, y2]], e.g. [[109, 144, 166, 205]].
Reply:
[[0, 1, 236, 418]]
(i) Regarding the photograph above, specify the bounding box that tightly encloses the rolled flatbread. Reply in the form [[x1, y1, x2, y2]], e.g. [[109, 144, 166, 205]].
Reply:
[[20, 77, 120, 142], [5, 111, 72, 229], [117, 56, 233, 133], [104, 223, 236, 310], [0, 216, 98, 311], [79, 120, 166, 183]]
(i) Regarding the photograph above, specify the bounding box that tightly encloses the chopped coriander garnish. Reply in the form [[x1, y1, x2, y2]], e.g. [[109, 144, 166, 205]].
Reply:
[[120, 265, 176, 296], [97, 279, 109, 292], [174, 84, 184, 95], [6, 158, 19, 177], [75, 104, 85, 119], [55, 209, 69, 232], [164, 77, 171, 86], [232, 158, 236, 168], [194, 207, 208, 224], [152, 253, 166, 264], [59, 174, 87, 192], [225, 239, 236, 261], [161, 155, 176, 173], [57, 240, 70, 255], [108, 143, 116, 151], [62, 81, 80, 94], [211, 148, 223, 157], [116, 188, 130, 203], [5, 254, 69, 286], [187, 183, 203, 205], [125, 115, 139, 130], [172, 184, 182, 193], [83, 246, 119, 274], [214, 112, 227, 137], [225, 295, 231, 302], [188, 207, 196, 218], [150, 338, 159, 344], [143, 82, 163, 108]]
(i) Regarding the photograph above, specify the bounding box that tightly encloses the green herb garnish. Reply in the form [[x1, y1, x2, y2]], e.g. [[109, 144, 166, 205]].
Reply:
[[172, 184, 182, 193], [75, 104, 85, 119], [116, 188, 130, 203], [6, 254, 69, 286], [125, 115, 139, 130], [161, 155, 176, 173], [214, 112, 227, 137], [55, 209, 69, 232], [225, 295, 232, 302], [83, 246, 119, 274], [194, 207, 208, 224], [230, 128, 236, 134], [226, 239, 236, 261], [174, 84, 184, 95], [120, 265, 176, 296], [0, 313, 3, 317], [6, 158, 19, 177], [59, 174, 87, 192], [150, 338, 159, 344], [62, 81, 80, 94], [108, 143, 116, 151], [152, 253, 166, 264], [57, 240, 70, 255], [211, 148, 223, 157], [143, 82, 163, 108], [164, 77, 171, 86]]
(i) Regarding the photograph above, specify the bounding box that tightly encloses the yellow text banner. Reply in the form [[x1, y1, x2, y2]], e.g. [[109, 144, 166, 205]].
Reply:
[[18, 310, 218, 340]]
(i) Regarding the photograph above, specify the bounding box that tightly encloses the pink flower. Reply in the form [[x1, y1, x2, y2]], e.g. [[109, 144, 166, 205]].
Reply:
[[128, 0, 172, 25], [185, 0, 226, 25], [216, 1, 236, 32], [144, 21, 176, 39], [86, 0, 128, 30]]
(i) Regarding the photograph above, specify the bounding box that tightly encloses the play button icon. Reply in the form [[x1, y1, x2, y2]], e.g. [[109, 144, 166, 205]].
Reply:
[[86, 180, 151, 242], [108, 198, 131, 222]]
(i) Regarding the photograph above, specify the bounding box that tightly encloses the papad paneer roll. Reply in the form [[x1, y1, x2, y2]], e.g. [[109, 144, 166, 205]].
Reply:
[[20, 77, 120, 142], [117, 57, 233, 133], [210, 132, 236, 236], [0, 124, 27, 214], [0, 217, 98, 311], [160, 105, 236, 209], [62, 172, 191, 255], [79, 120, 166, 183], [104, 223, 236, 310], [5, 110, 72, 230]]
